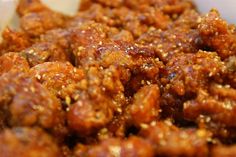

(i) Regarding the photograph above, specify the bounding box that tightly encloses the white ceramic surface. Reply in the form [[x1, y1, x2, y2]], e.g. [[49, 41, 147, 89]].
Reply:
[[194, 0, 236, 23], [41, 0, 80, 16], [0, 0, 18, 33]]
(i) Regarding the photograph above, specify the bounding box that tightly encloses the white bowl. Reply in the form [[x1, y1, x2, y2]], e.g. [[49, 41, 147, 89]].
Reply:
[[0, 0, 18, 33], [41, 0, 80, 16], [195, 0, 236, 23]]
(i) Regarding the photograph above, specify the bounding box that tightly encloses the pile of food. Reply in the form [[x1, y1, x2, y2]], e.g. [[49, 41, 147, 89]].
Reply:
[[0, 0, 236, 156]]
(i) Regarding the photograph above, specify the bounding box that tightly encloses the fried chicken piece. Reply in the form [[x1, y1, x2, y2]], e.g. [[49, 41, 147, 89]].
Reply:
[[137, 27, 203, 63], [66, 66, 125, 136], [0, 28, 32, 54], [0, 127, 62, 157], [40, 28, 72, 49], [156, 0, 194, 15], [29, 62, 84, 98], [81, 0, 194, 15], [74, 39, 163, 87], [0, 72, 66, 136], [67, 97, 114, 136], [68, 21, 120, 63], [125, 0, 194, 14], [173, 9, 201, 29], [129, 85, 160, 127], [39, 28, 75, 62], [198, 9, 236, 60], [161, 51, 225, 118], [183, 81, 236, 141], [69, 20, 163, 87], [0, 52, 29, 75], [76, 4, 127, 27], [68, 19, 132, 51], [140, 121, 211, 157], [21, 42, 70, 67], [20, 11, 66, 37], [76, 3, 170, 37], [93, 42, 162, 93], [98, 41, 161, 75], [96, 85, 160, 139], [68, 21, 120, 49], [164, 51, 225, 96], [74, 137, 154, 157], [184, 84, 236, 129]]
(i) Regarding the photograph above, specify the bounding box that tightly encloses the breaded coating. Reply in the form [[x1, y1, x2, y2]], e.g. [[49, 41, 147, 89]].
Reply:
[[29, 62, 84, 98], [66, 66, 124, 136], [20, 11, 66, 37], [129, 85, 160, 126], [22, 42, 70, 67], [137, 27, 203, 62], [0, 28, 31, 54], [74, 136, 154, 157], [184, 85, 236, 127], [0, 52, 29, 75], [140, 121, 211, 157], [161, 51, 225, 118], [76, 3, 170, 37], [0, 72, 66, 136], [198, 10, 236, 59]]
